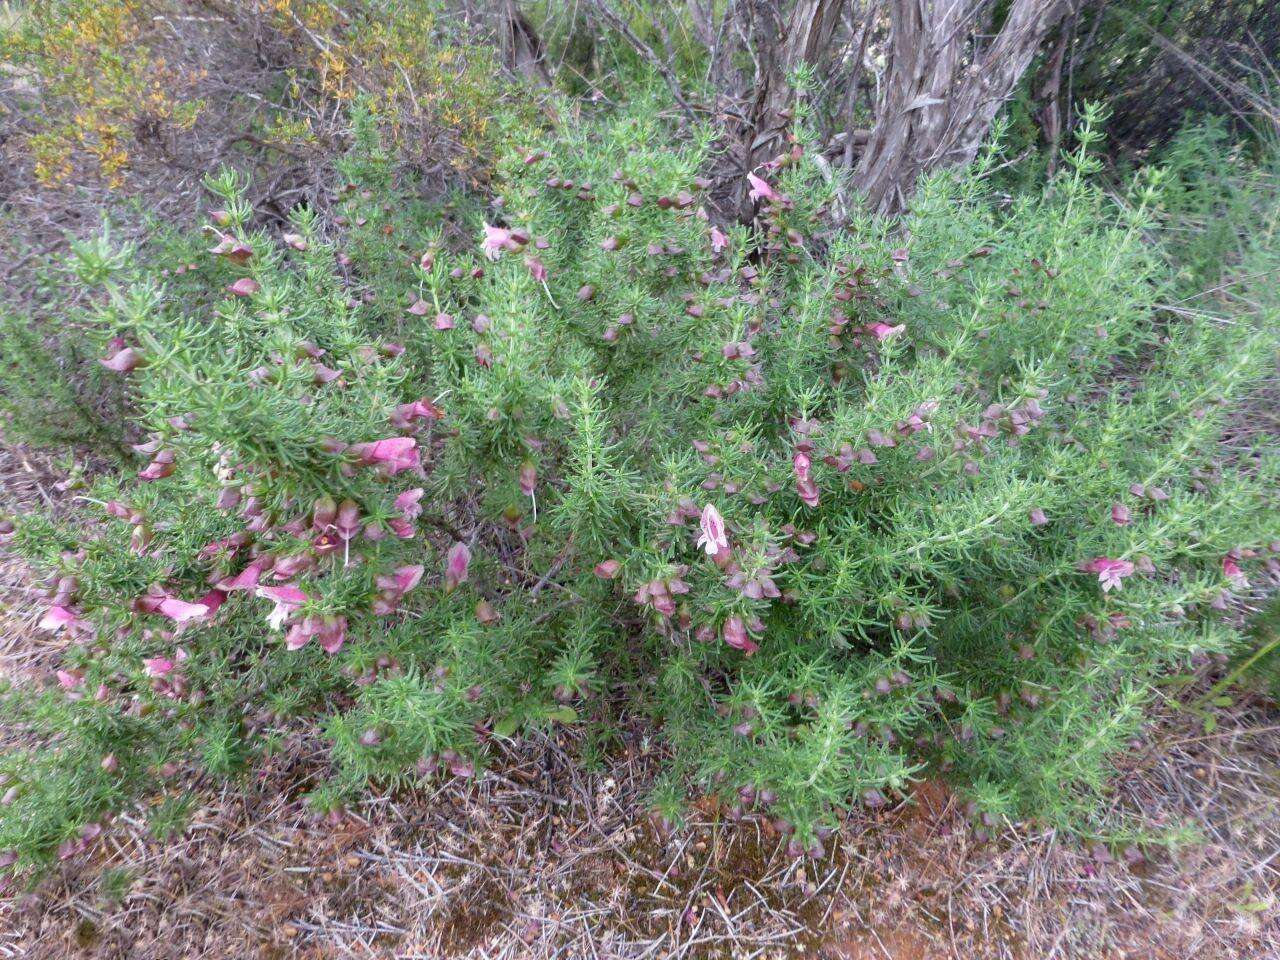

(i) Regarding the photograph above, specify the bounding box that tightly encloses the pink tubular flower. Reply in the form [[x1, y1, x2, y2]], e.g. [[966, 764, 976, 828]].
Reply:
[[865, 322, 905, 341], [444, 543, 471, 593], [208, 237, 253, 263], [722, 616, 759, 656], [793, 451, 820, 508], [349, 437, 420, 475], [634, 576, 689, 619], [747, 172, 781, 204], [317, 616, 348, 654], [286, 614, 348, 654], [389, 487, 424, 539], [56, 669, 85, 691], [227, 277, 260, 297], [138, 450, 176, 481], [696, 504, 729, 557], [197, 589, 227, 618], [594, 559, 622, 579], [519, 461, 537, 497], [100, 346, 142, 372], [392, 564, 424, 595], [143, 657, 176, 678], [481, 223, 515, 260], [39, 605, 84, 634], [395, 487, 424, 518], [374, 565, 424, 615], [710, 226, 729, 253], [156, 597, 210, 624], [1079, 557, 1136, 592], [525, 256, 548, 282], [217, 557, 272, 592], [1222, 553, 1247, 584], [390, 398, 444, 431], [256, 584, 308, 630]]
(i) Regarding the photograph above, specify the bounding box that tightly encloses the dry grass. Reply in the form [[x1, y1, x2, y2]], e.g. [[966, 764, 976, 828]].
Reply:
[[0, 694, 1276, 959]]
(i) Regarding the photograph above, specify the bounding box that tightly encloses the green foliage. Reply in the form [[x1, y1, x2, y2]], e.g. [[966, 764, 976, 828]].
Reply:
[[1, 98, 1276, 876]]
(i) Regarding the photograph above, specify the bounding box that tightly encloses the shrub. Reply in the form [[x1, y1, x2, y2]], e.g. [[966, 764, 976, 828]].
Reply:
[[0, 0, 534, 193], [1, 99, 1276, 875], [1, 0, 203, 188]]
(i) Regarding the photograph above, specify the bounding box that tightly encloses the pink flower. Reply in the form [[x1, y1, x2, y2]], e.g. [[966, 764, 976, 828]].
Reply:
[[56, 669, 85, 691], [444, 543, 471, 592], [793, 451, 820, 508], [1029, 507, 1049, 526], [317, 616, 348, 653], [143, 657, 176, 678], [197, 589, 227, 618], [1111, 503, 1131, 526], [519, 461, 537, 497], [390, 488, 424, 539], [525, 256, 548, 282], [865, 322, 905, 341], [696, 504, 729, 557], [1079, 557, 1135, 592], [390, 399, 444, 430], [373, 565, 425, 615], [633, 577, 690, 619], [208, 238, 253, 263], [395, 487, 424, 518], [747, 173, 781, 204], [156, 597, 210, 623], [349, 437, 420, 475], [285, 614, 348, 654], [227, 277, 260, 297], [100, 346, 142, 372], [138, 450, 176, 481], [39, 605, 85, 634], [256, 584, 308, 630], [710, 226, 729, 253], [217, 557, 272, 592], [391, 564, 424, 595], [434, 312, 455, 330], [1222, 554, 1247, 584], [722, 616, 759, 656], [481, 223, 514, 260], [335, 499, 362, 541], [594, 559, 622, 579]]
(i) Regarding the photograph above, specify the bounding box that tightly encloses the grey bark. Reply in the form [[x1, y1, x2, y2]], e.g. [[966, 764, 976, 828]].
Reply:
[[853, 0, 1079, 214]]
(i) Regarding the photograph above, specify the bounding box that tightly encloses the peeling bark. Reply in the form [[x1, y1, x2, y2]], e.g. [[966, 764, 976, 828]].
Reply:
[[854, 0, 1080, 214]]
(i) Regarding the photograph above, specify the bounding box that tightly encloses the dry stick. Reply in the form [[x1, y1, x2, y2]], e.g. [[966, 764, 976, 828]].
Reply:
[[590, 0, 700, 125], [1133, 14, 1274, 138]]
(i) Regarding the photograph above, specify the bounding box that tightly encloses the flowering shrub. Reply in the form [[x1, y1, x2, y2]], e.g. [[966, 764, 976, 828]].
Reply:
[[1, 101, 1276, 874]]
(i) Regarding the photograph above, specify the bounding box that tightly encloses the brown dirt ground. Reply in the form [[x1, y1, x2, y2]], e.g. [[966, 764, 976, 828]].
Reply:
[[1, 450, 1278, 960]]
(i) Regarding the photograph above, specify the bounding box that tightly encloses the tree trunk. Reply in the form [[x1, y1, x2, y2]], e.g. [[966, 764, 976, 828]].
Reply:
[[728, 0, 842, 218], [854, 0, 1079, 214], [501, 0, 551, 87], [744, 0, 845, 169]]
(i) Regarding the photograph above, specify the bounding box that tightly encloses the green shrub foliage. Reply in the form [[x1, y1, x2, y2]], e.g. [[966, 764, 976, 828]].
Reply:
[[2, 102, 1277, 872]]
